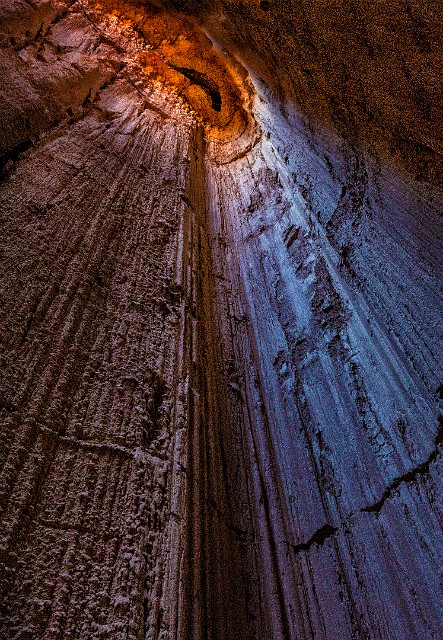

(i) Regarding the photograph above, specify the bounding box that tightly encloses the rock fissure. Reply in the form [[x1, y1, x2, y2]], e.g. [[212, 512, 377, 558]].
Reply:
[[286, 523, 338, 554], [362, 417, 443, 514]]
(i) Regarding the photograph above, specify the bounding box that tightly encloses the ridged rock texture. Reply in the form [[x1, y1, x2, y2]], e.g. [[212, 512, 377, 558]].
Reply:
[[0, 1, 442, 639]]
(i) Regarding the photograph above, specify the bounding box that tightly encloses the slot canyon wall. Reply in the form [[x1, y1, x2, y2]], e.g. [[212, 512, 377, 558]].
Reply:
[[0, 1, 442, 639]]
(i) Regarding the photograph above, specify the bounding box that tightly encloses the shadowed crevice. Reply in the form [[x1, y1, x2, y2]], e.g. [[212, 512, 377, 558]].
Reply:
[[288, 523, 338, 553], [168, 63, 222, 111], [362, 416, 443, 514]]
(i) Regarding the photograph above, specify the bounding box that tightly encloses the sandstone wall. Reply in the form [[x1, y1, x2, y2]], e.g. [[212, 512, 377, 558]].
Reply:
[[0, 1, 442, 639]]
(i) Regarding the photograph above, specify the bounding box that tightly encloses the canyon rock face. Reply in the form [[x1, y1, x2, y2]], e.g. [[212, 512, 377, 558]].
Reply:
[[0, 1, 442, 639]]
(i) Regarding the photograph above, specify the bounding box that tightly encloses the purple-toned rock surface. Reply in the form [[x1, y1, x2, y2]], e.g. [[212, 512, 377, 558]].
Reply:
[[0, 1, 442, 638]]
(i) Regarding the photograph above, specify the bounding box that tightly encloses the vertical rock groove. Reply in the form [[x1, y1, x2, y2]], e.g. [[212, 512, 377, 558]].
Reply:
[[0, 1, 442, 639]]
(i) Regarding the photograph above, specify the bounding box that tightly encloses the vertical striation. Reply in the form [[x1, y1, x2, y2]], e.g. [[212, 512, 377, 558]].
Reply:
[[0, 1, 442, 639]]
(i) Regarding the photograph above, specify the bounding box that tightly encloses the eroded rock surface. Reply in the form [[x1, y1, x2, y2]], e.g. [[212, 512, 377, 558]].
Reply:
[[0, 1, 442, 639]]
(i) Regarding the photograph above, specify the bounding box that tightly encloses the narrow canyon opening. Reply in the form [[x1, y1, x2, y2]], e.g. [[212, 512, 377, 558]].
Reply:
[[0, 1, 442, 639]]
